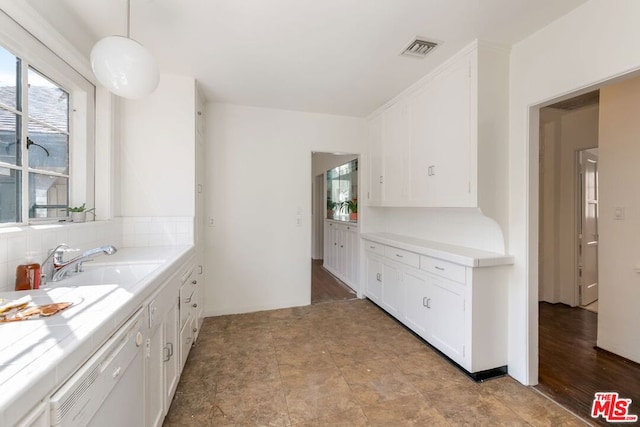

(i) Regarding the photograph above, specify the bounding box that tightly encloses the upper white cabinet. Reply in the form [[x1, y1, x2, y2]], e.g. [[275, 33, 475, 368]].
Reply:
[[364, 40, 508, 216]]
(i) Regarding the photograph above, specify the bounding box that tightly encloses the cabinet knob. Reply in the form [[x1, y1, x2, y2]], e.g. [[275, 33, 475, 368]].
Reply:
[[192, 279, 197, 284], [192, 303, 198, 308], [193, 327, 198, 333]]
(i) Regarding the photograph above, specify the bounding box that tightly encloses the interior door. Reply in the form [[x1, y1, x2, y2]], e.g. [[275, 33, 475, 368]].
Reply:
[[578, 149, 599, 306]]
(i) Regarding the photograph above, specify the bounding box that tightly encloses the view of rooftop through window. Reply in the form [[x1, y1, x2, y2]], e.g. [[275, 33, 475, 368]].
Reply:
[[0, 44, 70, 223]]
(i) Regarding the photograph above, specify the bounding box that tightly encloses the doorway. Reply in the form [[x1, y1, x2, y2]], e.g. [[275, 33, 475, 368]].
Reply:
[[310, 152, 359, 304], [577, 148, 599, 310], [538, 91, 599, 308], [537, 92, 603, 417]]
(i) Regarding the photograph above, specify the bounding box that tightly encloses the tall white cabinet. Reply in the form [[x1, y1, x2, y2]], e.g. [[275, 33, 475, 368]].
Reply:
[[120, 75, 205, 335], [364, 40, 509, 228]]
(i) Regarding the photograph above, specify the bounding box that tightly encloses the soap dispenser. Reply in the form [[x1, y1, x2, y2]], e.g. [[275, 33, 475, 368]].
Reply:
[[15, 252, 41, 291]]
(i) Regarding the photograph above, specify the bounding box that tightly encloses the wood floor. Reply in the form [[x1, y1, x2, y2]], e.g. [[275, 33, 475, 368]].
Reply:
[[537, 302, 640, 425], [311, 259, 357, 304]]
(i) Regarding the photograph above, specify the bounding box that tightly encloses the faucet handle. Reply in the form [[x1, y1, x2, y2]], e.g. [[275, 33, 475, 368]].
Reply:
[[76, 259, 94, 273]]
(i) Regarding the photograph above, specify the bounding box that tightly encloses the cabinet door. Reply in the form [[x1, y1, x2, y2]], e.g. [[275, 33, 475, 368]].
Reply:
[[365, 255, 383, 304], [336, 226, 347, 278], [408, 83, 438, 205], [429, 275, 465, 363], [323, 221, 332, 267], [16, 401, 49, 427], [367, 114, 383, 204], [163, 300, 180, 412], [146, 323, 164, 427], [381, 262, 403, 317], [403, 270, 431, 339], [430, 57, 473, 207], [382, 100, 409, 203], [345, 225, 359, 286]]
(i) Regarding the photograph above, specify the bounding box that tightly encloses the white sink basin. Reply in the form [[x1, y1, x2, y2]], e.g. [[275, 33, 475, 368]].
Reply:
[[50, 262, 161, 287]]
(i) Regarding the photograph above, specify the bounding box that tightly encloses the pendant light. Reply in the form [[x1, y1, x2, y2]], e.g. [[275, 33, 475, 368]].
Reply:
[[90, 0, 159, 99]]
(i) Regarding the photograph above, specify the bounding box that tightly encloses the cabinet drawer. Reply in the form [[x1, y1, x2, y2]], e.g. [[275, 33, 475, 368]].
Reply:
[[420, 256, 466, 284], [179, 285, 195, 330], [364, 241, 385, 256], [180, 317, 195, 370], [384, 246, 419, 268]]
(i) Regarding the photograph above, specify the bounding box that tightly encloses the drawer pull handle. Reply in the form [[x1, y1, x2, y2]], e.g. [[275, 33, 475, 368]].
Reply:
[[376, 273, 382, 282], [423, 297, 431, 309], [435, 266, 445, 271], [396, 254, 403, 258], [185, 297, 192, 304], [164, 342, 174, 361], [369, 245, 375, 249]]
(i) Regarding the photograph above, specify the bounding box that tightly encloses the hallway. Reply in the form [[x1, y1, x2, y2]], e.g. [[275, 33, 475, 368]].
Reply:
[[311, 259, 357, 304], [537, 302, 640, 424]]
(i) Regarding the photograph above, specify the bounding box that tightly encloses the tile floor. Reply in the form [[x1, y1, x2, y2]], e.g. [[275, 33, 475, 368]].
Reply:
[[164, 299, 589, 426]]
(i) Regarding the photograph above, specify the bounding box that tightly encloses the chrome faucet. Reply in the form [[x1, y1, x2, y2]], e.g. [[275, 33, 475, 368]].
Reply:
[[43, 244, 118, 282]]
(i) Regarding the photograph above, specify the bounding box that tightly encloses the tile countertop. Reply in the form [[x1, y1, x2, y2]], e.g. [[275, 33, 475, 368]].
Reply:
[[361, 233, 513, 267], [0, 245, 194, 427]]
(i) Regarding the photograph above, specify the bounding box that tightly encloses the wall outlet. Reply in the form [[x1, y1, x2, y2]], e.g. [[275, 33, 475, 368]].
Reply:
[[614, 207, 625, 220]]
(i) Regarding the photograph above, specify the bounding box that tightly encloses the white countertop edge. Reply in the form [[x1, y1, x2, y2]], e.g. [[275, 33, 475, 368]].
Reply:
[[361, 233, 513, 267]]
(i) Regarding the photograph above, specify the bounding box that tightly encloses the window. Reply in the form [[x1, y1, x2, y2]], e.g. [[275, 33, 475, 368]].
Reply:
[[0, 20, 95, 225]]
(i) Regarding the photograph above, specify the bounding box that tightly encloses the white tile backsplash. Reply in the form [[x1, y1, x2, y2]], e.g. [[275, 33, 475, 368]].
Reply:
[[0, 216, 194, 292]]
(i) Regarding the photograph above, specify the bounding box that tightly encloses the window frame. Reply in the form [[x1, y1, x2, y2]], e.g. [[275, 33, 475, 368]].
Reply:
[[0, 10, 95, 226]]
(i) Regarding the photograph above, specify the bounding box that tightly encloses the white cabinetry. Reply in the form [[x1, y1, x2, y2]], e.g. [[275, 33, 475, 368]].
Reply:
[[362, 235, 510, 375], [145, 258, 199, 427], [146, 271, 180, 427], [179, 263, 202, 370], [323, 220, 359, 289], [364, 40, 508, 218], [16, 401, 48, 427]]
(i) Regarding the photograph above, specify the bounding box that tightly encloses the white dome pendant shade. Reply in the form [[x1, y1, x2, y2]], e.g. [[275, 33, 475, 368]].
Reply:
[[91, 36, 159, 99], [90, 0, 159, 99]]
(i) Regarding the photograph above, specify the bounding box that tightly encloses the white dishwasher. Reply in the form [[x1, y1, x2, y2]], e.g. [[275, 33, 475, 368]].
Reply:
[[50, 307, 147, 427]]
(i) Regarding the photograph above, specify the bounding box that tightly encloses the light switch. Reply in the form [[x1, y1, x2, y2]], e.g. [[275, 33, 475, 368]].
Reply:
[[614, 207, 625, 220]]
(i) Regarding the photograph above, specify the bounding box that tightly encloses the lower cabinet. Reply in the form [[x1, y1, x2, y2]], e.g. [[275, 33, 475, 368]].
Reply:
[[363, 238, 508, 374], [145, 257, 201, 427], [324, 221, 359, 289], [146, 272, 181, 427]]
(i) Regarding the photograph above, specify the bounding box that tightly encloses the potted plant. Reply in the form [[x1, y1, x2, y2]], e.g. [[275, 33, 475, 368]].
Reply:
[[346, 199, 358, 221], [327, 200, 337, 219], [66, 203, 95, 223]]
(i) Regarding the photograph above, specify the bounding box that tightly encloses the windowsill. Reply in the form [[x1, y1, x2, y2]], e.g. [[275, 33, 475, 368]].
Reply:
[[0, 219, 111, 235]]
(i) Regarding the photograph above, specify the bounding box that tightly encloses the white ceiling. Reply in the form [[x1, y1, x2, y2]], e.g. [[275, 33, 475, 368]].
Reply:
[[56, 0, 586, 117]]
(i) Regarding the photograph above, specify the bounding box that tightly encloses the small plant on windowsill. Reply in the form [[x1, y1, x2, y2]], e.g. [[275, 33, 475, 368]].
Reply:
[[66, 203, 95, 223], [346, 199, 357, 221], [327, 200, 338, 219]]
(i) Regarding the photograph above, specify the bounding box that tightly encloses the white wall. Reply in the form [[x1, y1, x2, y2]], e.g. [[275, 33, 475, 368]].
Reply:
[[120, 75, 196, 217], [205, 103, 364, 315], [597, 76, 640, 363], [509, 0, 640, 384], [539, 105, 599, 305]]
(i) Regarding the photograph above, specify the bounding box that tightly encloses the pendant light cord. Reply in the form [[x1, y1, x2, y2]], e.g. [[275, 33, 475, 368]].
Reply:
[[127, 0, 131, 38]]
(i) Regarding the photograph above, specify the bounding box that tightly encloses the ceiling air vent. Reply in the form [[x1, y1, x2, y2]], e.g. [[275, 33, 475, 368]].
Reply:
[[402, 38, 438, 58]]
